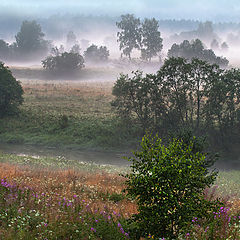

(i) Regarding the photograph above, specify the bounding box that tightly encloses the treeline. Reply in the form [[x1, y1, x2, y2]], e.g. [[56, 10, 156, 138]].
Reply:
[[0, 20, 110, 72], [116, 15, 229, 66], [1, 14, 240, 38], [0, 21, 50, 61], [112, 57, 240, 152], [0, 15, 231, 72]]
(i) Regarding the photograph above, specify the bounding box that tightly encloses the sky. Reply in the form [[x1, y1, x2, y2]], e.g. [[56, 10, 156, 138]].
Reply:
[[1, 0, 240, 22]]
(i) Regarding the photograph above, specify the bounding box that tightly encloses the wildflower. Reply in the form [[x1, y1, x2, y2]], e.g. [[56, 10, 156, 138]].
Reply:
[[90, 227, 96, 232]]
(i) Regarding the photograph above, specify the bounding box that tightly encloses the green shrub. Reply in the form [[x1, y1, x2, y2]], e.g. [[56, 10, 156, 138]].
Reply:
[[42, 52, 84, 73], [124, 134, 221, 239], [0, 62, 23, 117]]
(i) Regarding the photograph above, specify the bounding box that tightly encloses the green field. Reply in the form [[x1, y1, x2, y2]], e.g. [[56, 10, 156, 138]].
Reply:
[[0, 67, 140, 150]]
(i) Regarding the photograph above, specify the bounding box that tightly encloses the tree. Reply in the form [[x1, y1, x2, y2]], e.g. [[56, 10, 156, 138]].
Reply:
[[15, 20, 49, 56], [124, 133, 220, 239], [0, 40, 10, 60], [84, 44, 109, 62], [116, 14, 141, 59], [221, 42, 229, 51], [66, 31, 77, 45], [112, 57, 240, 147], [112, 71, 156, 133], [0, 62, 23, 117], [42, 52, 84, 73], [66, 31, 78, 50], [70, 44, 81, 54], [197, 21, 216, 42], [168, 39, 229, 68], [141, 18, 163, 62], [210, 39, 219, 51]]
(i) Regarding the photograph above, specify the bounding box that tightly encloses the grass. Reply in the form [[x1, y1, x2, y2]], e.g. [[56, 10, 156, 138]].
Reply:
[[0, 152, 239, 239], [0, 75, 140, 150], [0, 67, 239, 239]]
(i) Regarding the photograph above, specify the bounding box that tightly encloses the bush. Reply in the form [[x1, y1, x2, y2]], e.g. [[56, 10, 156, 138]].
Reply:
[[168, 39, 229, 68], [0, 62, 23, 117], [42, 51, 84, 73], [84, 44, 109, 63], [124, 133, 221, 239]]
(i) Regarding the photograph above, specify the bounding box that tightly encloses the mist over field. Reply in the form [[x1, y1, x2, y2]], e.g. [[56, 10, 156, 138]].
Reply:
[[1, 1, 240, 240]]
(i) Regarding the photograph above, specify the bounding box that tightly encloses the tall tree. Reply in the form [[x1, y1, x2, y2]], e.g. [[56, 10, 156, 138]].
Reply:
[[168, 39, 229, 68], [15, 20, 49, 54], [116, 14, 141, 60], [84, 44, 109, 62], [210, 39, 219, 51], [141, 18, 163, 62], [66, 31, 78, 50]]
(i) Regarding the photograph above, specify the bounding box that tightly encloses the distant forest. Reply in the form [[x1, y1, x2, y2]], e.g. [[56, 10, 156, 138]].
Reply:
[[1, 14, 240, 40]]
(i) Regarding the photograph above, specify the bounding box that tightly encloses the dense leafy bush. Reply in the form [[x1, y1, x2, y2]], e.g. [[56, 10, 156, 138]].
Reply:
[[124, 133, 221, 239], [84, 44, 109, 63], [42, 51, 84, 73], [112, 57, 240, 150], [168, 39, 229, 68], [0, 62, 23, 117]]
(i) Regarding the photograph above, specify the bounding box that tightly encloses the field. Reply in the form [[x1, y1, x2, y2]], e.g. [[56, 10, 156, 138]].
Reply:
[[0, 152, 239, 239], [0, 67, 140, 150], [0, 67, 240, 239]]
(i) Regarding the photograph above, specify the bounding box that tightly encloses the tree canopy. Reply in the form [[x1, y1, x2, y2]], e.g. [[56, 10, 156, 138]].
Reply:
[[15, 20, 49, 55], [0, 62, 23, 117], [42, 51, 84, 73], [116, 14, 142, 59], [84, 44, 109, 62], [168, 39, 229, 68], [141, 18, 163, 62], [112, 57, 240, 149], [124, 133, 220, 239]]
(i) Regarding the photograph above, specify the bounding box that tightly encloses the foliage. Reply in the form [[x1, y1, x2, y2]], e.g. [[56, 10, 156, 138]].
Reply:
[[221, 42, 229, 51], [0, 176, 130, 240], [168, 39, 229, 68], [0, 79, 140, 150], [196, 21, 216, 42], [124, 133, 221, 239], [66, 31, 78, 49], [42, 51, 84, 73], [0, 62, 23, 117], [141, 18, 163, 62], [210, 39, 219, 50], [0, 39, 10, 60], [84, 44, 109, 62], [116, 14, 142, 59], [112, 71, 156, 133], [15, 20, 50, 56], [112, 57, 240, 149]]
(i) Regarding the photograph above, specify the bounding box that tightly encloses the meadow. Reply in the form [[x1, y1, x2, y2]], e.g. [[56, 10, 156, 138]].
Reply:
[[0, 67, 140, 150], [0, 67, 239, 239], [0, 152, 239, 239]]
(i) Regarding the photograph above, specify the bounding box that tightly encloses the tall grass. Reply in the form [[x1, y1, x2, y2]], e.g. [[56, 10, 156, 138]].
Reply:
[[0, 153, 239, 239], [0, 79, 140, 150]]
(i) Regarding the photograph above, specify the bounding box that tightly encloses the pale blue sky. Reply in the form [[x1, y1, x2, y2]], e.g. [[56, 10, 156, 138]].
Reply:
[[1, 0, 239, 21]]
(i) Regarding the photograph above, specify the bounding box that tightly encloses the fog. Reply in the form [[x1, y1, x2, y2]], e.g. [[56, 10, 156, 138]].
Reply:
[[1, 0, 240, 170], [1, 0, 240, 21]]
